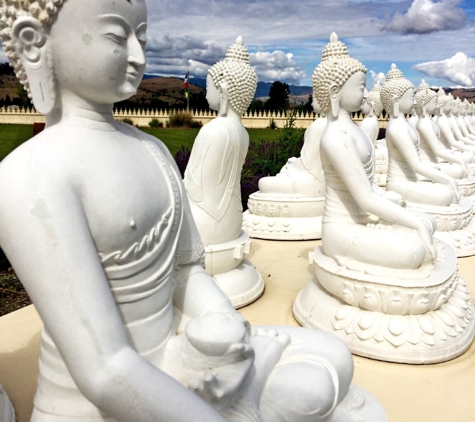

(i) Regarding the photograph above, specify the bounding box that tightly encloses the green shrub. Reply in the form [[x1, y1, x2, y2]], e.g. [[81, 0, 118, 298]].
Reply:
[[120, 118, 134, 125], [167, 111, 202, 129], [149, 118, 163, 128]]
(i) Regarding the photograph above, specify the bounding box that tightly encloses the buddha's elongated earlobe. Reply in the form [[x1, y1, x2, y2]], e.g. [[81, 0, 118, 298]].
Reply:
[[218, 82, 229, 117], [422, 104, 427, 118], [368, 102, 374, 118], [393, 96, 399, 118], [329, 84, 339, 117], [12, 17, 56, 115]]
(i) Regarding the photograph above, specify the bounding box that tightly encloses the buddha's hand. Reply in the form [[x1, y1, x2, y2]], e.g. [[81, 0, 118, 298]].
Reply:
[[447, 178, 461, 203], [417, 219, 437, 262], [184, 312, 255, 408], [188, 342, 254, 408]]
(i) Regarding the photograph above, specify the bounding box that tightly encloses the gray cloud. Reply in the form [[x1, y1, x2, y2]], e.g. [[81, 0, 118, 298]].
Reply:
[[385, 0, 467, 35], [413, 52, 475, 86], [250, 51, 306, 84], [370, 70, 386, 87]]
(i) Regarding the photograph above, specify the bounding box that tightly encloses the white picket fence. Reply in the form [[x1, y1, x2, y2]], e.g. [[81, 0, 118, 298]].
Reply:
[[0, 107, 389, 129]]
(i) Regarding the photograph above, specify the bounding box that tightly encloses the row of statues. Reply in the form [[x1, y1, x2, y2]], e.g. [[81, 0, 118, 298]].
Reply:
[[0, 1, 387, 421]]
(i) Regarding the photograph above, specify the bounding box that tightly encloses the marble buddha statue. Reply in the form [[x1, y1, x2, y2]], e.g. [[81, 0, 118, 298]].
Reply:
[[293, 33, 475, 363], [462, 99, 475, 135], [449, 96, 475, 146], [379, 64, 475, 257], [359, 82, 388, 186], [455, 98, 475, 141], [414, 80, 475, 200], [183, 37, 264, 308], [436, 89, 475, 171], [242, 77, 327, 240], [0, 1, 387, 421]]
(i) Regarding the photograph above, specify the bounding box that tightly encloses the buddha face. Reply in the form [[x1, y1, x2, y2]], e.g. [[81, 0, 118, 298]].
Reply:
[[338, 71, 366, 113], [443, 99, 452, 115], [312, 96, 322, 114], [426, 96, 437, 115], [398, 88, 414, 114], [206, 74, 221, 111], [48, 0, 147, 105]]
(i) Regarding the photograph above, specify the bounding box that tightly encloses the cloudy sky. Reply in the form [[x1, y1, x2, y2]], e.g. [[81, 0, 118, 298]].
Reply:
[[1, 0, 474, 89]]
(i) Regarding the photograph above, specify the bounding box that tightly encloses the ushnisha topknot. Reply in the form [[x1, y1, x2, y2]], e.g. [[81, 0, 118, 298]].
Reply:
[[312, 32, 367, 113], [380, 63, 414, 113], [0, 0, 67, 97], [414, 79, 437, 116], [436, 88, 453, 110], [362, 81, 383, 117], [208, 36, 258, 115]]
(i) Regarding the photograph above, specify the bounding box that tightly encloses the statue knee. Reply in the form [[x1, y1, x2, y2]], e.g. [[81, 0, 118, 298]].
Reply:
[[260, 362, 340, 422]]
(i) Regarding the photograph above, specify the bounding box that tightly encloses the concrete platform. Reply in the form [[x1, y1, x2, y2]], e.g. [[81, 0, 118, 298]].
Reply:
[[1, 238, 474, 421]]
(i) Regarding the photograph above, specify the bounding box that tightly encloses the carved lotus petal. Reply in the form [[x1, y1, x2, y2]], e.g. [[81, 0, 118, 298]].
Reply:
[[382, 315, 410, 347], [434, 293, 448, 310], [410, 293, 432, 314], [339, 283, 357, 307], [358, 312, 375, 330], [353, 310, 380, 341], [357, 287, 380, 312], [444, 303, 466, 319], [335, 305, 353, 321], [416, 315, 435, 335], [383, 291, 409, 315]]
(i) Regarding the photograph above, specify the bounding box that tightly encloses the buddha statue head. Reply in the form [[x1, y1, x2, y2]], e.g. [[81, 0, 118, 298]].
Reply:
[[361, 82, 383, 117], [0, 0, 147, 115], [452, 97, 462, 115], [207, 36, 257, 117], [380, 64, 414, 118], [414, 80, 437, 117], [436, 88, 453, 116], [312, 32, 367, 117]]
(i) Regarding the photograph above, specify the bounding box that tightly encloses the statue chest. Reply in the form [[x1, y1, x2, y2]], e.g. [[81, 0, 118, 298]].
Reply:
[[77, 139, 183, 258]]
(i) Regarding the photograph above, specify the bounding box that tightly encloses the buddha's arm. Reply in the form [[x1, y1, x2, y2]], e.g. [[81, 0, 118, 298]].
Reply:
[[417, 119, 467, 171], [150, 136, 239, 319], [388, 127, 459, 198], [184, 123, 236, 218], [322, 127, 436, 260], [0, 158, 226, 422], [438, 119, 474, 152]]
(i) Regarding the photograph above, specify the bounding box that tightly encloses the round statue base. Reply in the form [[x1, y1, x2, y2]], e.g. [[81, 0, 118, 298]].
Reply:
[[243, 192, 324, 240], [457, 176, 475, 198], [205, 231, 264, 309], [406, 198, 475, 257], [293, 244, 475, 364]]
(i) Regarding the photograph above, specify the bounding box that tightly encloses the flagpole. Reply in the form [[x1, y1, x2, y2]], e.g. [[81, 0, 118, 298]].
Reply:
[[186, 63, 190, 112]]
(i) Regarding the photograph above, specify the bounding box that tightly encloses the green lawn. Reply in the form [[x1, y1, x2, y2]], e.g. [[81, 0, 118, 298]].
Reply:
[[0, 124, 282, 159], [0, 124, 34, 161]]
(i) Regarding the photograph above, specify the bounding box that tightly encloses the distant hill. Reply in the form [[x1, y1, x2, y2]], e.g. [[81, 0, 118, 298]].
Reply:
[[0, 67, 473, 107]]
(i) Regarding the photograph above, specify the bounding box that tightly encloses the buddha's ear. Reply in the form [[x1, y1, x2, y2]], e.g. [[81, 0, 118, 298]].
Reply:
[[218, 81, 229, 117], [329, 83, 340, 118], [12, 17, 56, 115], [392, 95, 399, 118]]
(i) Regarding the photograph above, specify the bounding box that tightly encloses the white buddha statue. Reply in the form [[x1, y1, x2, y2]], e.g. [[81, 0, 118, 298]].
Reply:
[[380, 64, 475, 257], [294, 33, 475, 364], [436, 89, 475, 173], [455, 98, 475, 141], [184, 38, 264, 308], [0, 2, 387, 421], [450, 97, 475, 146], [462, 99, 475, 135], [414, 80, 475, 199], [242, 74, 327, 240], [359, 82, 388, 186]]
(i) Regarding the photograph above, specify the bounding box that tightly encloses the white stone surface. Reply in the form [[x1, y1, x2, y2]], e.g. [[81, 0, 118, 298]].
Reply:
[[381, 65, 475, 257], [243, 98, 327, 241], [295, 36, 475, 364], [184, 38, 264, 307], [0, 6, 386, 421]]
